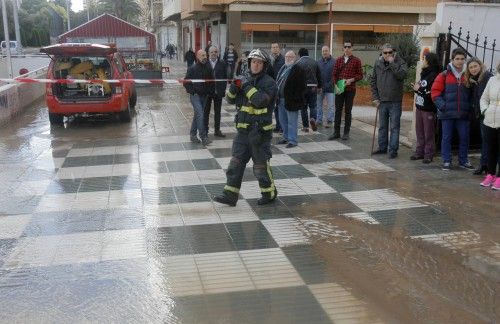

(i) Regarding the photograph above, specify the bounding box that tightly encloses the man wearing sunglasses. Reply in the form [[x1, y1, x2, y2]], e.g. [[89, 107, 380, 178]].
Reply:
[[329, 41, 363, 140], [371, 43, 408, 158]]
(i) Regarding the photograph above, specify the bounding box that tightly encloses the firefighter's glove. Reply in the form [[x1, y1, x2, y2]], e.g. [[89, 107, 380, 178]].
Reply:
[[234, 75, 254, 90]]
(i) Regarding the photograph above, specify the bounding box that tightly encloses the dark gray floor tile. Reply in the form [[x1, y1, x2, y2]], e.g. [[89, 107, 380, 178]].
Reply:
[[113, 154, 136, 164], [226, 221, 278, 250], [242, 167, 259, 182], [174, 185, 211, 203], [0, 239, 16, 268], [406, 207, 460, 234], [182, 142, 205, 150], [204, 183, 228, 197], [62, 156, 91, 168], [277, 164, 315, 178], [369, 209, 433, 236], [192, 158, 221, 171], [24, 210, 106, 236], [79, 177, 110, 192], [172, 286, 331, 324], [208, 148, 233, 158], [161, 143, 185, 152], [87, 155, 115, 166], [185, 223, 234, 254], [166, 160, 195, 172], [248, 198, 295, 220], [46, 179, 82, 194], [110, 175, 141, 190], [23, 209, 144, 237], [284, 193, 361, 216], [282, 244, 335, 285], [146, 227, 193, 256], [51, 149, 69, 158], [271, 146, 283, 155], [288, 153, 324, 164], [320, 175, 367, 192], [143, 187, 177, 205], [139, 144, 162, 153]]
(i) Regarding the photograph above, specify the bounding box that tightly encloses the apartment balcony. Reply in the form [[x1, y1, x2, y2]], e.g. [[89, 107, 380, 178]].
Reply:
[[163, 0, 182, 20], [199, 0, 437, 14]]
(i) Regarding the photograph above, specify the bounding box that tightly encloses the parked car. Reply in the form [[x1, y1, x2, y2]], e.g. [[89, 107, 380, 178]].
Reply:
[[1, 40, 23, 56], [40, 43, 137, 125]]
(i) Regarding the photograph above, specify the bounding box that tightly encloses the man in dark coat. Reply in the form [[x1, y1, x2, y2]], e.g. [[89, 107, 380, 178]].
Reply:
[[184, 48, 196, 68], [276, 50, 307, 147], [270, 42, 285, 132], [296, 48, 322, 132], [371, 43, 408, 158], [183, 50, 214, 146], [204, 46, 228, 137]]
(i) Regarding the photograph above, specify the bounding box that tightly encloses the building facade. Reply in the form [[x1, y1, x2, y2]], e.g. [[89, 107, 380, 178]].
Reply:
[[172, 0, 437, 61]]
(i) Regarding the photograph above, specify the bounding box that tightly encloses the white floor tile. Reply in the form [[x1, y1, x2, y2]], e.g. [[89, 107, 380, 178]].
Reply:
[[66, 148, 94, 157], [342, 212, 380, 225], [142, 173, 173, 189], [309, 283, 384, 323], [196, 169, 227, 185], [0, 215, 32, 239], [144, 204, 184, 228], [55, 166, 86, 179], [291, 177, 336, 195], [239, 248, 304, 289], [12, 180, 51, 196], [84, 165, 113, 178], [180, 202, 220, 226], [262, 218, 310, 247], [342, 189, 426, 212]]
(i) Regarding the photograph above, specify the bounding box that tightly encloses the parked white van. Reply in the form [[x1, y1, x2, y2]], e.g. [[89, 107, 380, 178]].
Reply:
[[1, 41, 23, 56]]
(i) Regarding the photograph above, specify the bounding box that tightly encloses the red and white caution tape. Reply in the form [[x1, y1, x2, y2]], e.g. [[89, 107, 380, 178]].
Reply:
[[0, 78, 234, 85], [0, 77, 318, 87]]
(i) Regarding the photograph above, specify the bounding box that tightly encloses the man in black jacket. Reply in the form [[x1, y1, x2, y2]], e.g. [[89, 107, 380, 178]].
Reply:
[[270, 42, 285, 132], [204, 46, 228, 137], [184, 48, 195, 68], [296, 48, 322, 132], [276, 50, 307, 147], [213, 49, 277, 207], [183, 50, 214, 146]]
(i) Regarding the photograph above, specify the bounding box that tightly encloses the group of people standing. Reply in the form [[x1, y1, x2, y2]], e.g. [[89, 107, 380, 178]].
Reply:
[[183, 40, 500, 207], [411, 47, 500, 190], [274, 40, 364, 147]]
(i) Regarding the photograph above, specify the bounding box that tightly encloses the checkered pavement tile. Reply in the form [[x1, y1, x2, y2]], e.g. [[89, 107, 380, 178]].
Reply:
[[4, 83, 481, 324]]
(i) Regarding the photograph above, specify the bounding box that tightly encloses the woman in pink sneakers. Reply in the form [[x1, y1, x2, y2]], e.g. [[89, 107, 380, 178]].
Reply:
[[479, 62, 500, 190]]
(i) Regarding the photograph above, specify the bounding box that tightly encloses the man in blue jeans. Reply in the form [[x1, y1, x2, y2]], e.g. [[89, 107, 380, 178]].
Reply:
[[183, 49, 213, 146], [371, 43, 408, 158], [317, 45, 335, 128], [276, 50, 306, 148]]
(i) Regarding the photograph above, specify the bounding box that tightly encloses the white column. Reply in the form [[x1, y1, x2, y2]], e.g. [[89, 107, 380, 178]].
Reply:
[[1, 0, 13, 78]]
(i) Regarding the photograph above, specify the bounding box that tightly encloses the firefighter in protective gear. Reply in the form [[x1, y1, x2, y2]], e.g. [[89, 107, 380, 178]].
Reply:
[[213, 49, 278, 206]]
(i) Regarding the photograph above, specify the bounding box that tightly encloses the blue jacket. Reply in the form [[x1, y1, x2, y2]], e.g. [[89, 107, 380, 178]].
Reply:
[[431, 64, 472, 120], [317, 56, 335, 93]]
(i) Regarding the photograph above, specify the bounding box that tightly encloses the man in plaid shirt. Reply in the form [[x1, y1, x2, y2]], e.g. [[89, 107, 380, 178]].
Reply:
[[328, 40, 363, 140]]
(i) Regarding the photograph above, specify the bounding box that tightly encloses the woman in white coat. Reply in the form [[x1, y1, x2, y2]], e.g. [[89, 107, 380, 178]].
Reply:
[[479, 62, 500, 190]]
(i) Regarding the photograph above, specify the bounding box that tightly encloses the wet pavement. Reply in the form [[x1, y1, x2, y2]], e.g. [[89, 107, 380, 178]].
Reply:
[[0, 61, 498, 323]]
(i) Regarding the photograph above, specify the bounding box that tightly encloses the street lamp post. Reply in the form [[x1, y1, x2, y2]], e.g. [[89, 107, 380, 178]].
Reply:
[[66, 0, 71, 31], [1, 0, 13, 78], [328, 0, 333, 54]]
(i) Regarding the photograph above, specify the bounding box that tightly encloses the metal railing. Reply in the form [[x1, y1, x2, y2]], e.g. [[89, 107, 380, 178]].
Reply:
[[440, 22, 498, 72]]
